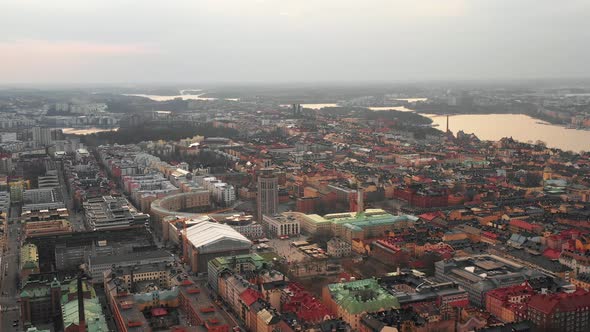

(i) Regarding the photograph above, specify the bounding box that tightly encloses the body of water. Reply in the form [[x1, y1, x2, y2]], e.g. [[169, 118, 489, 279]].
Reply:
[[124, 93, 215, 101], [426, 113, 590, 152], [395, 98, 428, 103], [368, 106, 414, 112], [124, 91, 239, 101], [61, 127, 119, 135], [300, 98, 426, 110], [299, 104, 414, 111], [118, 93, 588, 152], [300, 103, 338, 109]]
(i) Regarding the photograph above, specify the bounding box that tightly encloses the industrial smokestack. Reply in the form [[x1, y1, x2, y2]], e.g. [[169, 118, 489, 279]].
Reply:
[[77, 268, 92, 332], [77, 275, 86, 332], [357, 187, 363, 214]]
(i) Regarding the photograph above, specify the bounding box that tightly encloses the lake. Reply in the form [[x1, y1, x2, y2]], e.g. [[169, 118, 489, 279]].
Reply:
[[426, 113, 590, 152], [300, 104, 415, 111], [123, 92, 239, 101], [61, 127, 119, 135]]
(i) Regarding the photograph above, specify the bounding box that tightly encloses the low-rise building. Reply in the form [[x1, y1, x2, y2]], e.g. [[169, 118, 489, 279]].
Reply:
[[21, 208, 69, 222], [560, 249, 590, 276], [571, 273, 590, 291], [327, 237, 352, 257], [524, 290, 590, 331], [216, 214, 265, 240], [322, 278, 400, 330], [83, 195, 149, 231], [262, 214, 300, 238], [20, 243, 40, 278], [207, 253, 267, 292], [0, 190, 10, 213], [435, 255, 546, 307], [183, 220, 252, 273], [22, 188, 65, 212], [37, 171, 59, 189], [88, 249, 175, 283], [24, 219, 73, 239], [61, 289, 109, 332], [301, 209, 417, 243], [149, 190, 210, 223], [485, 283, 535, 323]]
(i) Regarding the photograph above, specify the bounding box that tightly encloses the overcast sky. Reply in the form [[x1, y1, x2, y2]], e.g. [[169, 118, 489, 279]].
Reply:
[[1, 0, 589, 84]]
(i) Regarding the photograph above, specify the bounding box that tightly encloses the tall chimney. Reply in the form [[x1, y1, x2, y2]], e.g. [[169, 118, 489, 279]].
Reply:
[[77, 275, 86, 332], [446, 114, 449, 133], [357, 187, 363, 214]]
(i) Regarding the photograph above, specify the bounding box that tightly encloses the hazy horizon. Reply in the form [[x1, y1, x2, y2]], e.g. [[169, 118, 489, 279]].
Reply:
[[2, 0, 589, 84]]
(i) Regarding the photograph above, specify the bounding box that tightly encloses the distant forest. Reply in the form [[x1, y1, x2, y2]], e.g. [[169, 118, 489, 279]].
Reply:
[[78, 123, 239, 146], [320, 106, 433, 125]]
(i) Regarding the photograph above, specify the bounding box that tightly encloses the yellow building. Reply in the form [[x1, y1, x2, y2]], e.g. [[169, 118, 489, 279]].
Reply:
[[20, 243, 40, 278]]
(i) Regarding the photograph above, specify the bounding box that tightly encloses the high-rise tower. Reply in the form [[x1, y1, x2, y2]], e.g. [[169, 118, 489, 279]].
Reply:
[[257, 169, 278, 221]]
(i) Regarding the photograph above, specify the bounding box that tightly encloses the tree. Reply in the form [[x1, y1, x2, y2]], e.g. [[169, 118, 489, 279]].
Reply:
[[308, 229, 334, 249], [420, 252, 443, 276], [524, 172, 542, 187]]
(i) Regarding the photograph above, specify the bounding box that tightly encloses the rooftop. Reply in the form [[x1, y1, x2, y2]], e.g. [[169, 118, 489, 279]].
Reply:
[[184, 220, 251, 251], [90, 249, 173, 266], [20, 243, 39, 270], [62, 297, 108, 332], [326, 278, 400, 314], [209, 253, 266, 269], [527, 289, 590, 315]]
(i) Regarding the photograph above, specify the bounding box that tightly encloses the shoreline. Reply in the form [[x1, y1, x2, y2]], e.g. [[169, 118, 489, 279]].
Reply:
[[419, 111, 572, 128]]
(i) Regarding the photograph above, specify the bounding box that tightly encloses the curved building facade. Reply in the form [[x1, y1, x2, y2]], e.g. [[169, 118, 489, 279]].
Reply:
[[150, 190, 211, 222]]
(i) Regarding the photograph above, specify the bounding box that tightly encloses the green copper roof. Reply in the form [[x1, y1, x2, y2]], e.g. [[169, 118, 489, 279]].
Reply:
[[50, 277, 61, 288], [343, 214, 417, 230], [66, 280, 96, 297], [20, 286, 49, 298], [306, 209, 417, 229], [20, 278, 71, 298], [209, 253, 266, 269], [26, 328, 51, 332], [62, 297, 108, 332], [327, 278, 399, 314], [133, 287, 179, 303]]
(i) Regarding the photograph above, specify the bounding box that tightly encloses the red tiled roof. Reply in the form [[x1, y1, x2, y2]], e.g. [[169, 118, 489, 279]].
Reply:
[[542, 248, 561, 260], [528, 290, 590, 315], [419, 212, 443, 221], [509, 219, 542, 232], [486, 283, 535, 302], [239, 288, 261, 307], [482, 231, 499, 239], [151, 308, 168, 317], [282, 282, 332, 323], [410, 260, 426, 268]]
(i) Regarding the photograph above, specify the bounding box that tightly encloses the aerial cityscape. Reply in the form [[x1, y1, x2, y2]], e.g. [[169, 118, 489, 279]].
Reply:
[[2, 1, 590, 332]]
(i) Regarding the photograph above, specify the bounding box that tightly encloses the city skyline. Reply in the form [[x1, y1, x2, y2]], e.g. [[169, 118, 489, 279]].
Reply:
[[3, 1, 590, 331]]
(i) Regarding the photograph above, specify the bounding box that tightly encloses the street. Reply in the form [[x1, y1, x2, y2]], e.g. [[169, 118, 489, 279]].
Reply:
[[56, 161, 86, 232], [0, 206, 22, 331], [267, 235, 308, 263]]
